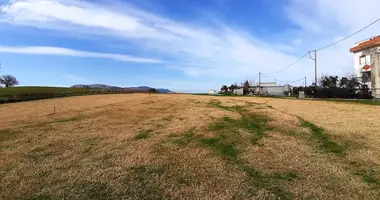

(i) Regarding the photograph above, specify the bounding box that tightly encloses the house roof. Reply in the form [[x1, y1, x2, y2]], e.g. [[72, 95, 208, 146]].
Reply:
[[350, 36, 380, 53]]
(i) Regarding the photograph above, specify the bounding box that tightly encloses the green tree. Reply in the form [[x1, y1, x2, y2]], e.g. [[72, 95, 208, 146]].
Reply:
[[339, 74, 360, 90], [0, 75, 19, 88], [319, 75, 339, 88], [220, 85, 228, 93], [243, 80, 250, 95]]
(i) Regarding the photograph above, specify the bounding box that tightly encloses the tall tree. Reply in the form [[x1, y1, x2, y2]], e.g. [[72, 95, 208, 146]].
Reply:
[[339, 74, 360, 90], [220, 85, 228, 92], [319, 75, 339, 88], [243, 80, 250, 95], [0, 75, 19, 88]]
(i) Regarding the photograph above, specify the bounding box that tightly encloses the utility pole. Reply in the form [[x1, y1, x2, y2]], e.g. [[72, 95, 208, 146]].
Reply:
[[314, 50, 317, 86], [309, 50, 317, 86], [259, 72, 261, 87], [305, 77, 307, 87], [259, 72, 262, 96]]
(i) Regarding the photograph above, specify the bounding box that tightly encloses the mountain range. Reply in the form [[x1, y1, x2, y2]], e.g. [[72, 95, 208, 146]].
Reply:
[[71, 84, 172, 94]]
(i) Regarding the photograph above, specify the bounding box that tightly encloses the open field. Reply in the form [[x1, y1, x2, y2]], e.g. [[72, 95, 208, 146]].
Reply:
[[0, 87, 101, 104], [0, 87, 153, 104], [1, 94, 380, 199]]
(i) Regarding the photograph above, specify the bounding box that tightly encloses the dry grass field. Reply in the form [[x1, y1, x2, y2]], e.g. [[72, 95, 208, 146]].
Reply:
[[1, 94, 380, 200]]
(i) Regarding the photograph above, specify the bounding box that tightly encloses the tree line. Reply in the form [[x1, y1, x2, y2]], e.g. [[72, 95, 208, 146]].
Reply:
[[219, 73, 371, 99], [220, 80, 255, 95], [294, 74, 371, 99]]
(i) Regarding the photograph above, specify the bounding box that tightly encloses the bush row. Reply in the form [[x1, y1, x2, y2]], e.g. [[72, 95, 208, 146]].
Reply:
[[293, 87, 372, 99]]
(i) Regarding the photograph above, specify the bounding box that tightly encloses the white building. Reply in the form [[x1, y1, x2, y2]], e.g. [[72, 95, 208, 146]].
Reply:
[[258, 82, 276, 87], [350, 36, 380, 98], [208, 90, 218, 95]]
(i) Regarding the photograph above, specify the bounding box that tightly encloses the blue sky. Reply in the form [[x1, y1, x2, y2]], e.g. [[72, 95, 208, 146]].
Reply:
[[1, 0, 380, 92]]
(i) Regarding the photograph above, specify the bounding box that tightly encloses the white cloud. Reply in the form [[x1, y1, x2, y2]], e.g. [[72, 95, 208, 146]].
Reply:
[[0, 45, 163, 63], [285, 0, 380, 79], [0, 0, 306, 81]]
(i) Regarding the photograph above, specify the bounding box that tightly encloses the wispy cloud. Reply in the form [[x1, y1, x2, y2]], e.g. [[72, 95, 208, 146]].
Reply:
[[0, 0, 305, 80], [0, 45, 163, 63]]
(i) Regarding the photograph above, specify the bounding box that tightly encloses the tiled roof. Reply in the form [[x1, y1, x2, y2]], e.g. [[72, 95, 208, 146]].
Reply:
[[350, 36, 380, 52]]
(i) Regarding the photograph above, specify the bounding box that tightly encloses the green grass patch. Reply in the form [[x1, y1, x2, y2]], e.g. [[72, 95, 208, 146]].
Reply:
[[199, 136, 239, 159], [208, 100, 248, 112], [54, 116, 82, 123], [21, 195, 53, 200], [300, 119, 345, 154], [0, 129, 20, 141], [209, 113, 271, 145], [0, 86, 96, 95], [273, 171, 299, 181], [81, 138, 100, 146], [161, 115, 174, 121], [172, 129, 200, 146], [134, 130, 152, 140], [238, 164, 292, 199], [24, 146, 58, 162], [72, 180, 114, 200], [354, 170, 380, 188], [127, 164, 168, 199]]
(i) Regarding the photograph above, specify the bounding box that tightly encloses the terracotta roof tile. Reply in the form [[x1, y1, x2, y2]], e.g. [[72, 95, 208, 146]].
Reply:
[[350, 36, 380, 52]]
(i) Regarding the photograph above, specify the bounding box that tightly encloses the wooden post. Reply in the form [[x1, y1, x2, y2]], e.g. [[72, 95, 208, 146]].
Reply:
[[54, 105, 56, 114], [314, 50, 317, 86]]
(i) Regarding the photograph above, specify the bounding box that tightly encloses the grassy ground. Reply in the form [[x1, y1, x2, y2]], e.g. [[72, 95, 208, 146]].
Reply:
[[0, 86, 94, 94], [1, 94, 380, 199], [0, 86, 102, 103]]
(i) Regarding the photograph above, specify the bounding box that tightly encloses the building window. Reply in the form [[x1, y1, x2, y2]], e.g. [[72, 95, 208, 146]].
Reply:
[[360, 55, 371, 65], [366, 55, 371, 64], [360, 55, 366, 65]]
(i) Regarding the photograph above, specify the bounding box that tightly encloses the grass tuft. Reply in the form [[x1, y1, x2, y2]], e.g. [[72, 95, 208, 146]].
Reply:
[[54, 116, 82, 123], [273, 171, 299, 181], [134, 130, 152, 140], [172, 129, 199, 146], [300, 119, 345, 154], [355, 171, 380, 188], [21, 195, 53, 200], [208, 100, 248, 112], [74, 181, 113, 200], [0, 129, 19, 141], [209, 113, 271, 145], [238, 164, 292, 199], [199, 136, 239, 159]]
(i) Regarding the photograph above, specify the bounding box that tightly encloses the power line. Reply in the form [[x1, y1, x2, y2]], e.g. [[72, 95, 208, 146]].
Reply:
[[262, 51, 309, 74], [315, 17, 380, 51], [260, 16, 380, 85], [261, 74, 305, 83]]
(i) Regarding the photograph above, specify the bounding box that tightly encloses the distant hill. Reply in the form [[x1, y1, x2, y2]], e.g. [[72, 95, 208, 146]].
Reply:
[[71, 84, 173, 93], [156, 88, 172, 93]]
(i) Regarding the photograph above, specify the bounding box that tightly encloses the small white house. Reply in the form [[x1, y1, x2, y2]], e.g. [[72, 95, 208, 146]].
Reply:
[[208, 89, 218, 95], [233, 88, 244, 95], [258, 82, 277, 87]]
